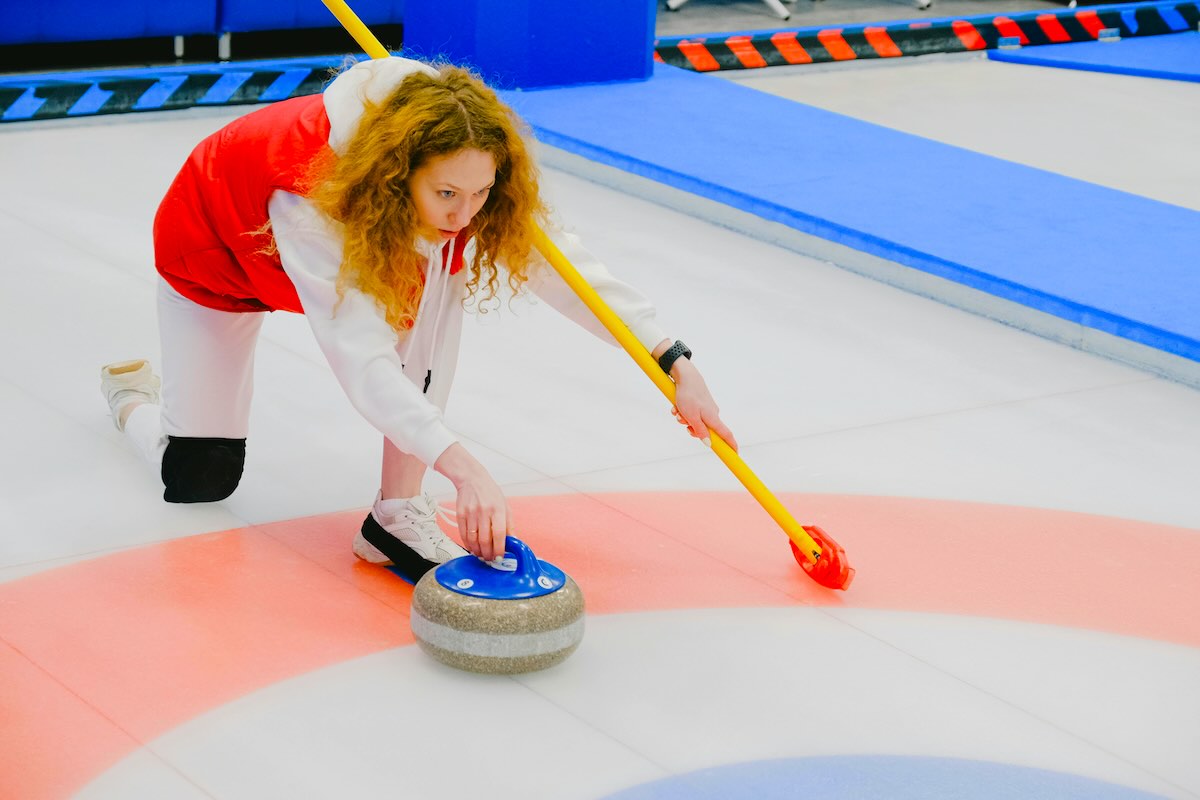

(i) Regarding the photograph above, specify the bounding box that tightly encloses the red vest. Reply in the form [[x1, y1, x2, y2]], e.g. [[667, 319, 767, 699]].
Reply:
[[153, 94, 331, 313]]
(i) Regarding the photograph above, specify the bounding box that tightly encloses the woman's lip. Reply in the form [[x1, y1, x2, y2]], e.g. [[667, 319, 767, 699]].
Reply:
[[438, 229, 460, 238]]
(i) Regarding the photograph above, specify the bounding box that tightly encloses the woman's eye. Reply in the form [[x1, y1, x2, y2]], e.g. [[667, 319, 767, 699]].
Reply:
[[477, 187, 491, 197], [440, 190, 455, 199]]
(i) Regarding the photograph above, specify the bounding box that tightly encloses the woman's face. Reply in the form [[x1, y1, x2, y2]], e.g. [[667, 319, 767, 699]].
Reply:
[[407, 148, 497, 240]]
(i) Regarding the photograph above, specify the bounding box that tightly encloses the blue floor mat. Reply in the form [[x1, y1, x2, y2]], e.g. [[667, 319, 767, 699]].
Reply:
[[989, 31, 1200, 82], [500, 64, 1200, 365]]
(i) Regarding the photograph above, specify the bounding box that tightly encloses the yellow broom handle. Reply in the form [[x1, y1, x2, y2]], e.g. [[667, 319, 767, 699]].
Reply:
[[533, 232, 822, 562], [321, 0, 390, 59], [318, 0, 821, 562]]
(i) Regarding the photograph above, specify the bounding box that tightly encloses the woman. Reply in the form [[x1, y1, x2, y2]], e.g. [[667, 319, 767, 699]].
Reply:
[[101, 56, 736, 582]]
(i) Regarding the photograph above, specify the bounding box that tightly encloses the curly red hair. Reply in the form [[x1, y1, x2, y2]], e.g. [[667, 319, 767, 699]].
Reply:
[[308, 63, 547, 330]]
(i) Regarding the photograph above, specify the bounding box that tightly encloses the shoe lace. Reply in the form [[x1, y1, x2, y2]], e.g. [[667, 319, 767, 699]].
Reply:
[[400, 495, 457, 538], [432, 502, 457, 532]]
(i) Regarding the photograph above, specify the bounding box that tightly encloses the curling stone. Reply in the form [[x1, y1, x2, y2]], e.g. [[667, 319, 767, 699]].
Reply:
[[410, 536, 584, 674]]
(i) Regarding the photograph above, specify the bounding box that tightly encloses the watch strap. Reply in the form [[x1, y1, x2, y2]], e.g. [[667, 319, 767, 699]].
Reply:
[[657, 340, 693, 375]]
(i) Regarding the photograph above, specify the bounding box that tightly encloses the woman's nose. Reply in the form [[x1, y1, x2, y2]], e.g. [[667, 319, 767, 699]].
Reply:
[[448, 198, 470, 227]]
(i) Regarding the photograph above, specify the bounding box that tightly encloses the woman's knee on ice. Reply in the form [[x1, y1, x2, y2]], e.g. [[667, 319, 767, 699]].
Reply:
[[161, 437, 247, 503]]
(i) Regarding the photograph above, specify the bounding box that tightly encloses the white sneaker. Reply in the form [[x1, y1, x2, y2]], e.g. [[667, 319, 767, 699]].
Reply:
[[100, 359, 161, 431], [354, 493, 469, 582]]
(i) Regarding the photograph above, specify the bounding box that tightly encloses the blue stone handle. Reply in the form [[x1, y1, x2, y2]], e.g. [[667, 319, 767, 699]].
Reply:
[[502, 535, 536, 577]]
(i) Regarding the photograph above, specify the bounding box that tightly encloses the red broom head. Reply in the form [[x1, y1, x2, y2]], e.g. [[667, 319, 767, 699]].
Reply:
[[791, 525, 855, 591]]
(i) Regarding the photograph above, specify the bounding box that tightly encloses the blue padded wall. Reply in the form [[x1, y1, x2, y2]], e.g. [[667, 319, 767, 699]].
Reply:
[[0, 0, 216, 45], [404, 0, 655, 89], [219, 0, 405, 34]]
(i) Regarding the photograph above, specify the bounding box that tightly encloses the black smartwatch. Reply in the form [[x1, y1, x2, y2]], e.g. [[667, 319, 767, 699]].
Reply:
[[657, 339, 693, 376]]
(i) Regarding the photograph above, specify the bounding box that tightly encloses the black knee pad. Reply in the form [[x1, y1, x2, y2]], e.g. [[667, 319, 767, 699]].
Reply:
[[161, 436, 246, 503]]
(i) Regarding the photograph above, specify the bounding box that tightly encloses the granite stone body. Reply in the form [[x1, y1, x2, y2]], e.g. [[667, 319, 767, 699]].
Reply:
[[411, 571, 585, 674]]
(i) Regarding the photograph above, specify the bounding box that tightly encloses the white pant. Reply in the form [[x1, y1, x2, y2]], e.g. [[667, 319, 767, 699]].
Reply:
[[125, 279, 266, 468]]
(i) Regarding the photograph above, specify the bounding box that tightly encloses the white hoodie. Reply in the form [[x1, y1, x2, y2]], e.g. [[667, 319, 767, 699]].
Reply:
[[268, 57, 667, 467]]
